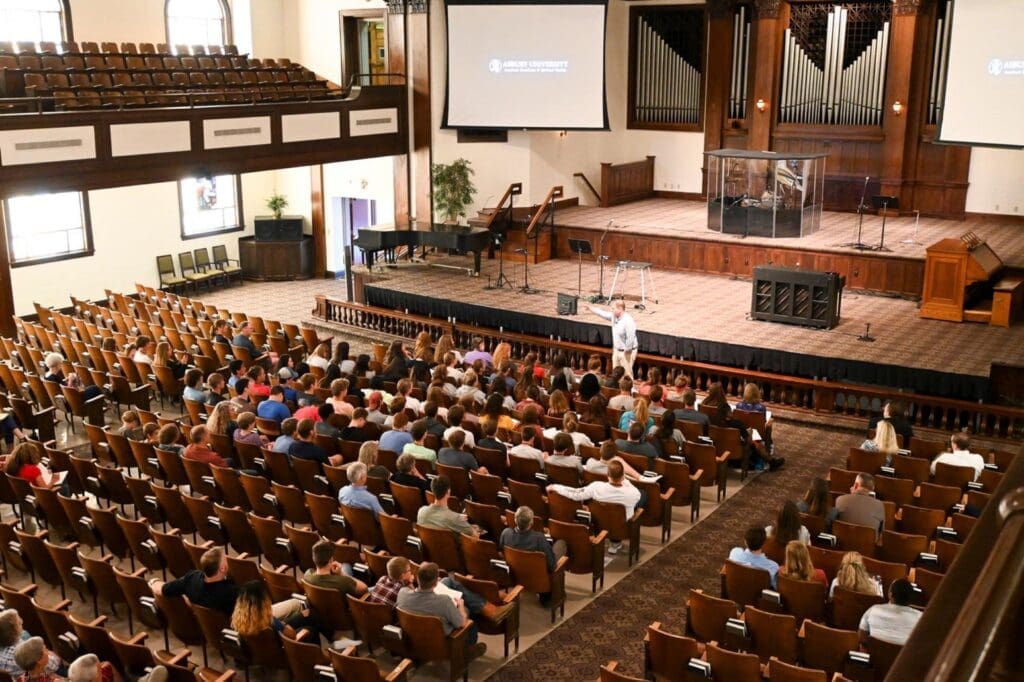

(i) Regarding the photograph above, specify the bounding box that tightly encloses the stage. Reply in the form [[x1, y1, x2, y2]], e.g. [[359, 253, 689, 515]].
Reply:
[[358, 255, 1024, 402], [545, 198, 1024, 298]]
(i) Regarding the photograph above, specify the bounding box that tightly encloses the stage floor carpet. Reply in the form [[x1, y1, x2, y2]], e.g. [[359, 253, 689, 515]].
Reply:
[[554, 198, 1024, 266], [359, 255, 1024, 397]]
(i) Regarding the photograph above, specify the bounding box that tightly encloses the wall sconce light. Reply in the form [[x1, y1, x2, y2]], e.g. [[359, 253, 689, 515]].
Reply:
[[892, 101, 904, 116], [558, 130, 567, 138], [756, 98, 767, 113]]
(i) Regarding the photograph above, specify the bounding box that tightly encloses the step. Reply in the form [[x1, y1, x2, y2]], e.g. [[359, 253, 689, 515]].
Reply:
[[963, 307, 992, 324]]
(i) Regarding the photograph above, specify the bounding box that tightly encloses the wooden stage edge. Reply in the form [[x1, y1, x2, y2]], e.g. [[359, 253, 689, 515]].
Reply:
[[550, 223, 928, 298]]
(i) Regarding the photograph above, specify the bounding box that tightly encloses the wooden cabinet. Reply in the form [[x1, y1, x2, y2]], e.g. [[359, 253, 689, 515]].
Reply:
[[238, 236, 314, 281]]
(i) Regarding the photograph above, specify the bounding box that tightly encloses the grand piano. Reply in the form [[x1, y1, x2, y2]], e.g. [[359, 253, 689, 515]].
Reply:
[[920, 233, 1022, 327], [352, 223, 493, 275]]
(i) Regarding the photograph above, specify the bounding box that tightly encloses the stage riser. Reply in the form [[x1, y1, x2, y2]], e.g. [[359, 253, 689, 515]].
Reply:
[[553, 226, 925, 298]]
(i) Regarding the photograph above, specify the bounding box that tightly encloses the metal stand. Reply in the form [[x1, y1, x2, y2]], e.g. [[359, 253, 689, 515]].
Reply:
[[608, 261, 658, 310], [857, 323, 875, 342], [485, 234, 513, 290], [568, 238, 593, 299], [588, 222, 612, 303], [901, 210, 923, 246], [871, 195, 899, 252], [515, 248, 539, 294], [841, 176, 873, 250]]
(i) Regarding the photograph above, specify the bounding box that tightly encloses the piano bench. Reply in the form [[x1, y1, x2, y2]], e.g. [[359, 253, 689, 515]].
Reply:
[[991, 278, 1024, 327]]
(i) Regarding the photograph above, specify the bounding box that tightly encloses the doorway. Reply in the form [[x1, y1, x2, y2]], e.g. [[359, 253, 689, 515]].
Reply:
[[332, 197, 377, 275]]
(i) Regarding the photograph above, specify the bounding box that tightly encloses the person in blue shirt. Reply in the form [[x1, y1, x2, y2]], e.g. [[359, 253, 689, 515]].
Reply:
[[728, 526, 780, 588], [226, 360, 245, 389], [339, 462, 384, 518], [256, 386, 291, 424], [275, 368, 298, 403], [182, 369, 206, 403], [379, 411, 414, 453], [272, 418, 298, 453]]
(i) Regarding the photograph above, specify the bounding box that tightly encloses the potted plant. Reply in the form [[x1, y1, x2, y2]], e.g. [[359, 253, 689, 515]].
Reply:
[[431, 158, 477, 225], [266, 192, 288, 220]]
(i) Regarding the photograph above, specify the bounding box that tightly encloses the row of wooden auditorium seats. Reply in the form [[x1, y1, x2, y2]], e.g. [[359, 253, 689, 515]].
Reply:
[[0, 52, 293, 74], [0, 40, 241, 57]]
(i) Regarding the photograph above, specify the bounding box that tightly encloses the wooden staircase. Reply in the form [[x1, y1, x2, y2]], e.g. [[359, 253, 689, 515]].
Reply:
[[470, 185, 568, 265]]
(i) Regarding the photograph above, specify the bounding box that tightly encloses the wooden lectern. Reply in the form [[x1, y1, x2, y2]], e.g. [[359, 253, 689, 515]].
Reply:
[[920, 235, 1021, 326]]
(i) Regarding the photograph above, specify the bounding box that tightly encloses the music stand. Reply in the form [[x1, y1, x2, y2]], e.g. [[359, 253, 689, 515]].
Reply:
[[871, 195, 899, 252], [514, 248, 539, 294], [840, 177, 873, 250], [568, 238, 593, 299], [484, 232, 513, 290]]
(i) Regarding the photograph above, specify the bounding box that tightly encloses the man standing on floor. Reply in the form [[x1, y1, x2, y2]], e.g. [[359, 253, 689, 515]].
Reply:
[[585, 300, 638, 380]]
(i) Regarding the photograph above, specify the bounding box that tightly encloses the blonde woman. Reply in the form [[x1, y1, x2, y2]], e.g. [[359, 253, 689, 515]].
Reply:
[[306, 342, 331, 371], [829, 551, 883, 599], [231, 581, 324, 640], [491, 342, 512, 371], [154, 341, 189, 379], [547, 389, 570, 418], [781, 540, 827, 585], [560, 412, 593, 452], [358, 441, 390, 479], [619, 396, 654, 431], [436, 334, 463, 366], [412, 331, 433, 363], [736, 381, 774, 449], [862, 419, 900, 462], [206, 401, 237, 437]]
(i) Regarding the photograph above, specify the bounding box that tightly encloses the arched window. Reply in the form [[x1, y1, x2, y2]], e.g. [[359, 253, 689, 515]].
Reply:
[[165, 0, 231, 48], [0, 0, 69, 44]]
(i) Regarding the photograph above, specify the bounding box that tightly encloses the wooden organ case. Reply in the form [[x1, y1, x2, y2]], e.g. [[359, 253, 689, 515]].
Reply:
[[920, 233, 1021, 327]]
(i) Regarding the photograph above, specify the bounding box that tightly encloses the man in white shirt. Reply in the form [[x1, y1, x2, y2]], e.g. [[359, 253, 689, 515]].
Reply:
[[585, 300, 638, 380], [858, 578, 922, 645], [547, 460, 642, 554], [509, 426, 546, 468], [930, 433, 986, 481]]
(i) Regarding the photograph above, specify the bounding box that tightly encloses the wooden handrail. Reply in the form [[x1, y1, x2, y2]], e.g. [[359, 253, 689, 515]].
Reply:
[[313, 297, 1024, 441], [573, 172, 602, 204], [923, 486, 1024, 681], [524, 186, 563, 238], [480, 182, 522, 233]]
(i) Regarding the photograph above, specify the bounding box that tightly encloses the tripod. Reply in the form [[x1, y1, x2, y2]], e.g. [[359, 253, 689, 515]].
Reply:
[[871, 195, 898, 252], [589, 222, 612, 303], [841, 176, 873, 250], [515, 248, 538, 294], [486, 233, 513, 289]]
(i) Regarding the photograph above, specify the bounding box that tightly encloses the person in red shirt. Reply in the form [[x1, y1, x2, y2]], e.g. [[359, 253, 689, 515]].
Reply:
[[293, 402, 323, 422], [247, 366, 271, 399], [3, 443, 55, 488], [184, 425, 231, 468]]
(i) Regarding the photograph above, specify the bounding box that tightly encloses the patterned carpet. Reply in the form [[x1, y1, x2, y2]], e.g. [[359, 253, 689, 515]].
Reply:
[[555, 198, 1024, 266], [488, 420, 863, 681]]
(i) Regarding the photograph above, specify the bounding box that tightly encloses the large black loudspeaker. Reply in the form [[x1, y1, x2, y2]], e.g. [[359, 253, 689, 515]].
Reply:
[[254, 216, 304, 241], [557, 293, 578, 316], [751, 266, 844, 329]]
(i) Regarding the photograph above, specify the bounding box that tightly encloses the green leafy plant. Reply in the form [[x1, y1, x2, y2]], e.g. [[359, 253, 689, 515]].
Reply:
[[431, 158, 477, 224], [266, 192, 288, 220]]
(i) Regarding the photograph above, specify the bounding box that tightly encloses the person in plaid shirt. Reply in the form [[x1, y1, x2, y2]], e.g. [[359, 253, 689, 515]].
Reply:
[[367, 556, 415, 608]]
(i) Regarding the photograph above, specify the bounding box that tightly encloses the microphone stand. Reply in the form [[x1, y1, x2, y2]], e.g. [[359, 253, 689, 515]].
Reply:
[[841, 176, 872, 250], [592, 221, 612, 303]]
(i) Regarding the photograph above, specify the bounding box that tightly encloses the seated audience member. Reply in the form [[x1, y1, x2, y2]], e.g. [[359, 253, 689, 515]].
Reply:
[[392, 453, 430, 496], [119, 410, 145, 440], [396, 562, 488, 658], [341, 408, 371, 442], [5, 443, 65, 491], [499, 506, 568, 572], [314, 404, 343, 439], [142, 422, 160, 445], [338, 462, 384, 518], [648, 410, 685, 457], [231, 580, 326, 644], [578, 357, 603, 402], [442, 351, 465, 384], [672, 389, 712, 436], [829, 551, 883, 599], [246, 366, 271, 398], [182, 369, 206, 403], [212, 319, 233, 346], [548, 353, 575, 388], [417, 476, 478, 537], [832, 473, 885, 537], [608, 377, 635, 411], [67, 653, 117, 682], [0, 610, 60, 678], [381, 341, 411, 382], [546, 389, 570, 419], [231, 322, 267, 364], [328, 378, 355, 418], [615, 422, 658, 466], [226, 360, 245, 390], [289, 419, 343, 467], [233, 412, 268, 447], [603, 366, 625, 389], [869, 400, 914, 447], [383, 396, 406, 427], [379, 412, 413, 453], [153, 547, 239, 615], [132, 335, 154, 364], [294, 373, 317, 407], [0, 409, 28, 452], [861, 418, 901, 462], [368, 556, 415, 607], [555, 412, 593, 453], [509, 425, 546, 467], [403, 419, 437, 463], [545, 432, 583, 473], [735, 382, 774, 451], [272, 418, 299, 454], [358, 441, 390, 480], [728, 526, 780, 588], [396, 379, 422, 414], [767, 500, 811, 546], [365, 391, 387, 425], [619, 396, 654, 431], [184, 425, 231, 467], [931, 432, 986, 480], [421, 401, 447, 440], [13, 637, 61, 682], [306, 342, 331, 371], [442, 405, 474, 449], [547, 460, 641, 555], [256, 385, 291, 424], [780, 540, 827, 585], [647, 385, 667, 416], [858, 578, 922, 645], [42, 352, 67, 384], [293, 399, 322, 423], [456, 371, 486, 405], [437, 430, 485, 473], [797, 477, 832, 519], [480, 393, 518, 433], [205, 372, 228, 406], [666, 374, 690, 401], [230, 378, 255, 413], [585, 441, 642, 480], [477, 419, 507, 457], [637, 367, 662, 397], [463, 337, 493, 367], [580, 394, 611, 440], [304, 540, 367, 597], [156, 424, 185, 457]]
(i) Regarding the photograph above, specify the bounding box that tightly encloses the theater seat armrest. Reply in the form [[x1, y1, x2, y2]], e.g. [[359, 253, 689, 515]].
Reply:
[[716, 451, 730, 463], [660, 487, 675, 501], [166, 648, 191, 665], [629, 508, 643, 523], [553, 556, 570, 575], [386, 658, 414, 682], [89, 615, 108, 627], [128, 632, 148, 645], [19, 584, 39, 596], [690, 470, 703, 481], [590, 529, 609, 546], [502, 585, 525, 603], [451, 620, 474, 643]]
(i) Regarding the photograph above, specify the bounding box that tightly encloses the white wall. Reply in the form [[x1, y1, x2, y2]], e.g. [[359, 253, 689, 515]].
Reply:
[[965, 148, 1024, 216], [69, 0, 168, 45], [9, 172, 276, 316]]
